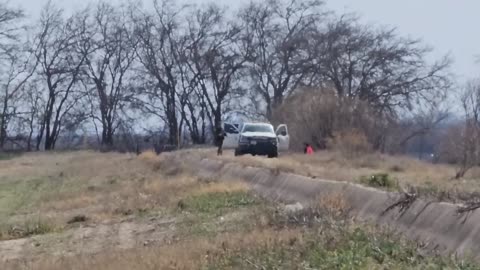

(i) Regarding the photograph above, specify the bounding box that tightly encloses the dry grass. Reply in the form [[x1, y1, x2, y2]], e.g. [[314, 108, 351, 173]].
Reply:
[[181, 148, 480, 200], [9, 206, 475, 270], [0, 150, 251, 239], [1, 148, 469, 229], [12, 228, 302, 270], [1, 150, 478, 269], [0, 150, 266, 269], [317, 192, 350, 217], [192, 181, 249, 196]]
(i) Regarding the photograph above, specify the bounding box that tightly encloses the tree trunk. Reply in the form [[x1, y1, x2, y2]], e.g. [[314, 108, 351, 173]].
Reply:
[[166, 94, 178, 147], [102, 132, 114, 147], [36, 121, 45, 151], [213, 104, 222, 145], [101, 117, 114, 147], [45, 134, 55, 150], [27, 124, 34, 152], [36, 134, 42, 151], [0, 96, 9, 150], [42, 92, 57, 151], [0, 116, 6, 150]]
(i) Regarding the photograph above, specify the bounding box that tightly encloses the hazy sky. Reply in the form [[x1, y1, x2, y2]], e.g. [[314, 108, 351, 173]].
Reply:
[[16, 0, 480, 80]]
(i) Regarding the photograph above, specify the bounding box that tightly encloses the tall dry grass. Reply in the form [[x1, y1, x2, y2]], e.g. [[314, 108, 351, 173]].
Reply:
[[0, 150, 251, 230], [180, 148, 480, 199], [8, 228, 302, 270]]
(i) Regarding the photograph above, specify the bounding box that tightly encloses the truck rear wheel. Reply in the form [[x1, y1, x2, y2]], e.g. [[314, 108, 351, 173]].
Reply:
[[268, 151, 278, 158]]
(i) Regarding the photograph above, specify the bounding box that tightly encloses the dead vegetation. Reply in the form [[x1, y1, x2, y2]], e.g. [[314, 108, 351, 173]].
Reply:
[[9, 195, 477, 270], [0, 150, 250, 241], [180, 148, 480, 202], [1, 150, 479, 269], [0, 150, 272, 267], [0, 219, 59, 241]]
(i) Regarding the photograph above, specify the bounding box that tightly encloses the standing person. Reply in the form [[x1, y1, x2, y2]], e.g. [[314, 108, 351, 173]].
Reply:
[[216, 128, 227, 156]]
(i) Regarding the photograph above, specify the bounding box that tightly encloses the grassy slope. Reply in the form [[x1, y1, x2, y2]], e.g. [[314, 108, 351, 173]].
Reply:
[[180, 148, 480, 201], [0, 150, 478, 269]]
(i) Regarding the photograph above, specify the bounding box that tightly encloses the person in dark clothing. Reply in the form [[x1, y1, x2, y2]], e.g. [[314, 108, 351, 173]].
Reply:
[[216, 129, 227, 156]]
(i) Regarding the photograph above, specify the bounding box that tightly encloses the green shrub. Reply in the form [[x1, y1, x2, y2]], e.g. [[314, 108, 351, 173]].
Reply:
[[180, 191, 256, 215], [206, 226, 480, 270], [360, 173, 397, 189], [0, 152, 21, 161]]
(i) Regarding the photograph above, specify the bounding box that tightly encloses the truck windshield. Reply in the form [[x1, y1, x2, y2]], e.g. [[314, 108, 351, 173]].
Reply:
[[242, 124, 274, 133]]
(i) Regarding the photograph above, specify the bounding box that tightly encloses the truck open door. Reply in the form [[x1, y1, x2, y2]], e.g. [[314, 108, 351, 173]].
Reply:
[[276, 124, 289, 152], [223, 123, 240, 149]]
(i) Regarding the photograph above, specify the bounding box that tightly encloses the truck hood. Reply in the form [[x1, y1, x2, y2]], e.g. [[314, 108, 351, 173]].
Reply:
[[241, 132, 277, 139]]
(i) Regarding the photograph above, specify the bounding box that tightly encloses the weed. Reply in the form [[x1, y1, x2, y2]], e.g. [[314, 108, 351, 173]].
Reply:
[[207, 226, 480, 270], [136, 208, 150, 217], [0, 219, 59, 240], [267, 198, 350, 230], [0, 177, 61, 217], [114, 208, 134, 216], [164, 166, 184, 176], [197, 176, 217, 184], [0, 152, 21, 161], [318, 193, 350, 220], [415, 182, 452, 201], [67, 215, 87, 224], [360, 173, 398, 189], [390, 164, 405, 172], [181, 191, 257, 215], [274, 207, 324, 228]]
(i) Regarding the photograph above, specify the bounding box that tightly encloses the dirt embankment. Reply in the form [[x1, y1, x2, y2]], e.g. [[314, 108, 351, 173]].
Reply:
[[174, 154, 480, 261], [0, 218, 175, 262]]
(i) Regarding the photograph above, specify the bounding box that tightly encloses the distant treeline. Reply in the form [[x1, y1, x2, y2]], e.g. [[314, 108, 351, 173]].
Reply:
[[3, 0, 478, 176]]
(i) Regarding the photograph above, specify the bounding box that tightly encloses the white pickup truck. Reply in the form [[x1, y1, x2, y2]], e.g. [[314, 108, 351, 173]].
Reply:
[[223, 122, 289, 158]]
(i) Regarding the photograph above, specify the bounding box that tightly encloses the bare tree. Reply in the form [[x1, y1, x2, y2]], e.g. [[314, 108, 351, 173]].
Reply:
[[315, 15, 451, 116], [76, 3, 136, 147], [273, 87, 377, 151], [0, 45, 37, 149], [241, 0, 324, 119], [0, 0, 453, 154], [176, 45, 208, 144], [34, 3, 87, 150], [0, 3, 32, 150], [186, 4, 249, 143], [394, 102, 449, 155], [177, 77, 209, 144], [23, 80, 43, 151], [0, 2, 24, 45], [133, 0, 184, 147], [289, 14, 452, 152], [160, 6, 208, 145], [451, 80, 480, 179]]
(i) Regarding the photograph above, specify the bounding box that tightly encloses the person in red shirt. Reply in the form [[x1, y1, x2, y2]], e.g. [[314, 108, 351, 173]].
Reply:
[[304, 143, 314, 155]]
